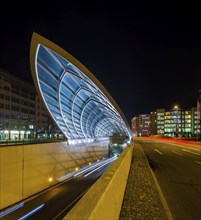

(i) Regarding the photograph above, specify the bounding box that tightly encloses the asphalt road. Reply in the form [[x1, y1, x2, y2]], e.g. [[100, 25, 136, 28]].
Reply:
[[136, 139, 201, 220], [0, 158, 114, 220]]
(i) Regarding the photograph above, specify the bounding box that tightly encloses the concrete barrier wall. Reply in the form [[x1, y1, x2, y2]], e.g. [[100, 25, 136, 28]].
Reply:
[[64, 143, 133, 220], [0, 146, 23, 210], [0, 141, 108, 210]]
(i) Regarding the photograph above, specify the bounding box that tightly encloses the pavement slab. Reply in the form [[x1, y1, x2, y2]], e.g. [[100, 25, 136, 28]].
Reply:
[[119, 142, 173, 220]]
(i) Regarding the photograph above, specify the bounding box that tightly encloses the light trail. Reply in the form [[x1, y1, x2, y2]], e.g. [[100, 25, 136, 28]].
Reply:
[[73, 162, 104, 177], [18, 204, 45, 220], [0, 203, 24, 218], [74, 156, 117, 177], [84, 157, 117, 177]]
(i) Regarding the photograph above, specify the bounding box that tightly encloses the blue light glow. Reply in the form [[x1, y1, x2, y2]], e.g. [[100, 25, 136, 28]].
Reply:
[[18, 204, 45, 220], [0, 203, 24, 218]]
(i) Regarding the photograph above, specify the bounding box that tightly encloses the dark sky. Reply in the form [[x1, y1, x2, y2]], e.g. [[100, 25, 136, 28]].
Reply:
[[0, 2, 201, 123]]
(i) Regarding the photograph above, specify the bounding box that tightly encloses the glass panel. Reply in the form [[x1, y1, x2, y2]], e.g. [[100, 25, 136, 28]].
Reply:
[[63, 74, 79, 91], [38, 46, 64, 78], [38, 66, 58, 90], [41, 83, 58, 100], [60, 85, 74, 100]]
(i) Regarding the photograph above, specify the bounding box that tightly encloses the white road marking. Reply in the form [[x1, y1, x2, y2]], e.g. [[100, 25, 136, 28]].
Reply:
[[166, 143, 201, 152], [171, 151, 183, 156], [154, 149, 163, 155], [181, 149, 200, 155], [194, 160, 201, 165]]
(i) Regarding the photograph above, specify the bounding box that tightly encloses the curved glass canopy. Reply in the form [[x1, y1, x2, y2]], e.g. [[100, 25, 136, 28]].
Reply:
[[30, 33, 131, 142]]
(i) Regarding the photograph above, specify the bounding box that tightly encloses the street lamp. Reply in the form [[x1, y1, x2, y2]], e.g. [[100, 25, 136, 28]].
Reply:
[[174, 105, 179, 137]]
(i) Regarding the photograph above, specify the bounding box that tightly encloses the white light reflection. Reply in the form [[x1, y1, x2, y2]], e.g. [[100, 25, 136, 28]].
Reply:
[[74, 156, 116, 177], [84, 156, 117, 177]]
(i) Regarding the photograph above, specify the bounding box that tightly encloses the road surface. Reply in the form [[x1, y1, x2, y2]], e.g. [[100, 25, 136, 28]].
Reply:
[[136, 138, 201, 220]]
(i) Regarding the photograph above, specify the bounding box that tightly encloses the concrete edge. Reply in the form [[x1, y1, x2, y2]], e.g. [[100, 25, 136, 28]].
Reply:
[[139, 144, 174, 220], [63, 144, 134, 220]]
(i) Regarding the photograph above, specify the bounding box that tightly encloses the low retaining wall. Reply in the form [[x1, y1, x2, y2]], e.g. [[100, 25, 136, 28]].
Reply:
[[0, 141, 108, 210], [64, 143, 133, 220]]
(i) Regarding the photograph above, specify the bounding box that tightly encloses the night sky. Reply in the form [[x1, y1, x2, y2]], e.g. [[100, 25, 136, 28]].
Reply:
[[0, 2, 200, 123]]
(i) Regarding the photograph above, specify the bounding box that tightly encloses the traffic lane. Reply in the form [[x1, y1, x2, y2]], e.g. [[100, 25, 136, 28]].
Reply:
[[140, 140, 201, 191], [51, 163, 112, 220], [29, 179, 94, 220], [146, 140, 201, 168], [164, 142, 201, 163], [138, 139, 201, 167], [2, 161, 112, 220], [140, 140, 200, 178], [31, 162, 113, 220], [139, 140, 201, 220], [140, 137, 201, 151], [2, 178, 91, 220]]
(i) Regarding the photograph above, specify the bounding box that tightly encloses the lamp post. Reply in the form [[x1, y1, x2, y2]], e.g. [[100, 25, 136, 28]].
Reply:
[[174, 105, 179, 137]]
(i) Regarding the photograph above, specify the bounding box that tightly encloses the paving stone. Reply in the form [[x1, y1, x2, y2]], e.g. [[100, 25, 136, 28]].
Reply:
[[119, 143, 169, 220]]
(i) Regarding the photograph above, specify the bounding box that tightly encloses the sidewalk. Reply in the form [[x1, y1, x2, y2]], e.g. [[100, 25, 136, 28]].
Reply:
[[119, 143, 173, 220]]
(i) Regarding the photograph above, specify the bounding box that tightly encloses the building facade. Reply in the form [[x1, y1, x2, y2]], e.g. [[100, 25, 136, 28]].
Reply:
[[149, 111, 157, 135], [192, 107, 200, 137], [163, 108, 192, 137], [0, 68, 59, 140], [132, 106, 200, 138], [131, 114, 150, 136]]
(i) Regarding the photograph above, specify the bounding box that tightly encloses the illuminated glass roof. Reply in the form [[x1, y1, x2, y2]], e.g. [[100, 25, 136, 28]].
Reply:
[[30, 33, 131, 141]]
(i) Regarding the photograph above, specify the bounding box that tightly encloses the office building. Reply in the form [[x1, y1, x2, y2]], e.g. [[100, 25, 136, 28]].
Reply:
[[132, 105, 200, 138], [131, 114, 150, 136], [0, 68, 59, 140]]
